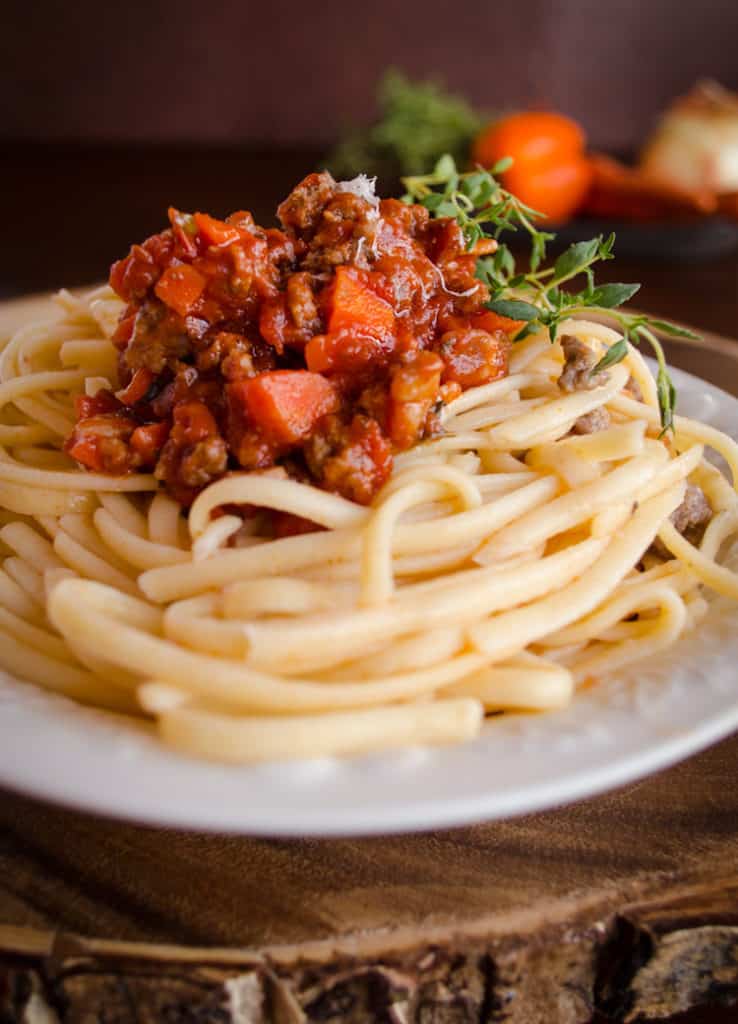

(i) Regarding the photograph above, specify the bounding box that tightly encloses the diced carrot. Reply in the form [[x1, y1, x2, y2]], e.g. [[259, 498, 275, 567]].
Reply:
[[230, 371, 339, 446], [304, 335, 331, 373], [194, 212, 241, 248], [116, 368, 154, 406], [326, 267, 395, 339], [154, 264, 206, 316]]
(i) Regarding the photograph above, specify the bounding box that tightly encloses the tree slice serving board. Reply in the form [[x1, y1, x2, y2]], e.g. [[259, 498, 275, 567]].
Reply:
[[0, 295, 737, 1022]]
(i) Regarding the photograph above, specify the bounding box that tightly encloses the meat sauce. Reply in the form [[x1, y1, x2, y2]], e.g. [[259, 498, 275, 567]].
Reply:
[[66, 173, 519, 511]]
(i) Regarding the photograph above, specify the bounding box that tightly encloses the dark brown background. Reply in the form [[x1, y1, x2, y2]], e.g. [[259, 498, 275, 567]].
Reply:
[[2, 0, 738, 329], [3, 0, 738, 150]]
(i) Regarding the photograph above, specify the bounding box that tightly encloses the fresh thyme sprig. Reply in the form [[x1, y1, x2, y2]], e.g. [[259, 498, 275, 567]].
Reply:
[[401, 155, 699, 433], [326, 72, 485, 178]]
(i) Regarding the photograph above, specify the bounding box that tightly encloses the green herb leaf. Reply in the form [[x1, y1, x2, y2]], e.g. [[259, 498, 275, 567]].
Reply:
[[643, 319, 701, 341], [435, 199, 460, 218], [490, 156, 513, 175], [591, 338, 629, 374], [553, 239, 601, 282], [433, 153, 457, 179], [657, 365, 677, 434], [326, 71, 485, 178], [400, 152, 682, 429], [486, 299, 540, 321], [512, 322, 540, 342], [421, 193, 444, 211], [530, 230, 554, 272], [588, 283, 641, 309]]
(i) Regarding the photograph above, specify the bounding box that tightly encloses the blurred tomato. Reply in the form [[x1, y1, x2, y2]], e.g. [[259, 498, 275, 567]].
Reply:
[[472, 111, 592, 223]]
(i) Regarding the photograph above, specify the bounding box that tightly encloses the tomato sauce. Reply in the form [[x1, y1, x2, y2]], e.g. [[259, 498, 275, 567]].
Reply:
[[66, 172, 519, 507]]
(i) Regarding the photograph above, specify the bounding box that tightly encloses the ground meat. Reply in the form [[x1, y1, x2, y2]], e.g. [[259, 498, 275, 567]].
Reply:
[[276, 171, 337, 237], [572, 407, 611, 434], [387, 351, 443, 449], [378, 197, 430, 240], [671, 484, 712, 535], [85, 173, 527, 506], [425, 219, 483, 299], [303, 192, 379, 273], [439, 328, 510, 389], [124, 303, 189, 375], [195, 332, 255, 378], [154, 402, 230, 504], [286, 272, 320, 331], [651, 483, 712, 559], [626, 375, 644, 402], [65, 414, 138, 474], [558, 336, 609, 392], [305, 414, 393, 504], [177, 437, 228, 488]]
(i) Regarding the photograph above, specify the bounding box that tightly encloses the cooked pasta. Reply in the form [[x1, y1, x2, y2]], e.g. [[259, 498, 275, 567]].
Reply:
[[1, 286, 736, 762]]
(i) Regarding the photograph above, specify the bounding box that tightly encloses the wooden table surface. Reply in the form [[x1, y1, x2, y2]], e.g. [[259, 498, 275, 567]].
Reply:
[[0, 148, 737, 1023]]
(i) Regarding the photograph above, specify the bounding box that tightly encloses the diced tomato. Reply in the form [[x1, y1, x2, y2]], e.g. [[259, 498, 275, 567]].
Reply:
[[318, 415, 393, 505], [110, 234, 174, 302], [258, 297, 288, 354], [272, 511, 322, 538], [112, 310, 137, 350], [194, 212, 241, 248], [230, 371, 339, 446], [154, 264, 207, 317], [440, 327, 510, 389], [65, 414, 136, 474], [171, 401, 219, 446], [167, 208, 200, 259], [116, 367, 154, 406], [305, 330, 388, 375], [92, 178, 520, 507], [74, 390, 120, 420], [66, 434, 105, 472], [326, 267, 395, 339], [388, 351, 443, 449], [130, 421, 170, 464], [473, 310, 525, 338]]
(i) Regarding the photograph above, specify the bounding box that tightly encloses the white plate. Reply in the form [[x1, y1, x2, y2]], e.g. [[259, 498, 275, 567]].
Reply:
[[1, 363, 738, 836]]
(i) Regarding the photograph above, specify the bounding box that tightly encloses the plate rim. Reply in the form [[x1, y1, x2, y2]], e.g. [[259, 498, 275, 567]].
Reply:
[[1, 358, 737, 836]]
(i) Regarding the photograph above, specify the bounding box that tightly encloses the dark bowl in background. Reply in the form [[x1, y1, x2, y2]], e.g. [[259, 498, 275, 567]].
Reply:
[[551, 217, 738, 264]]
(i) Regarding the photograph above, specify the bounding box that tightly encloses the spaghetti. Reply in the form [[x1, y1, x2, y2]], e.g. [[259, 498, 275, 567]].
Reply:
[[0, 285, 737, 761]]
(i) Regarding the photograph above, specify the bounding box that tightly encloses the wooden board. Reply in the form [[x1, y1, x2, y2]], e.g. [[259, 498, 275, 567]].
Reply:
[[1, 739, 737, 1023], [0, 295, 737, 1022]]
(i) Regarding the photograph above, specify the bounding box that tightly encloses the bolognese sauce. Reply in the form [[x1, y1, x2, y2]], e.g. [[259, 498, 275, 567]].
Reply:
[[66, 173, 520, 509]]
